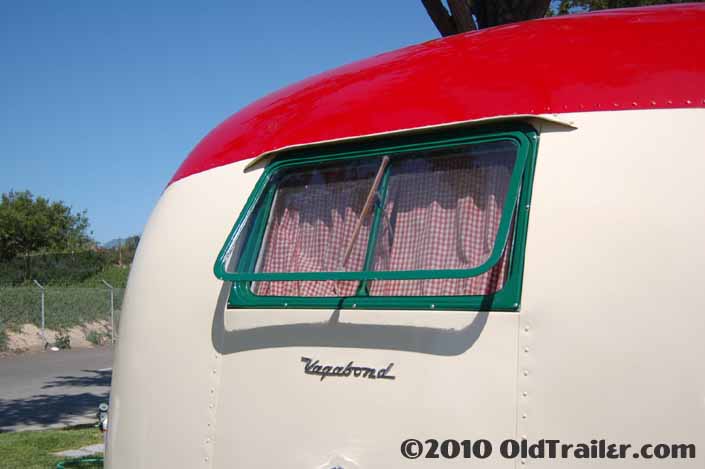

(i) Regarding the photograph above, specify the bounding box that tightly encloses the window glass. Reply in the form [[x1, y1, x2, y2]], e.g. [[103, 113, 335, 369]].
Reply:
[[369, 141, 516, 296], [248, 141, 518, 298], [252, 158, 382, 297]]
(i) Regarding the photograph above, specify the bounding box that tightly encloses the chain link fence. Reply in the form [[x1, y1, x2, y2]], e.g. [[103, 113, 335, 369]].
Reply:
[[0, 284, 124, 350]]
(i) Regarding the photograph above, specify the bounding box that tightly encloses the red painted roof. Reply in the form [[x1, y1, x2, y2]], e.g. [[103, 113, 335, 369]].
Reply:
[[170, 4, 705, 185]]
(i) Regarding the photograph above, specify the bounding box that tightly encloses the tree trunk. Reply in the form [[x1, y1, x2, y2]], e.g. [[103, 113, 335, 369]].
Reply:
[[421, 0, 464, 36], [422, 0, 551, 34], [447, 0, 477, 32], [474, 0, 551, 29]]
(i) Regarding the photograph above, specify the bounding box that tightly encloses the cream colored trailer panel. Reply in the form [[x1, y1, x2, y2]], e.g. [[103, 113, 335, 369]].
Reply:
[[107, 109, 705, 468], [518, 109, 705, 466]]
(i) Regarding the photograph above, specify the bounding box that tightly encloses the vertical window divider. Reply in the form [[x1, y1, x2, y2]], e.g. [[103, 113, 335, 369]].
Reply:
[[355, 162, 392, 297]]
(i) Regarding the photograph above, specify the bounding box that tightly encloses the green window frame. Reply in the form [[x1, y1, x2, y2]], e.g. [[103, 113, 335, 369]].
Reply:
[[214, 123, 538, 311]]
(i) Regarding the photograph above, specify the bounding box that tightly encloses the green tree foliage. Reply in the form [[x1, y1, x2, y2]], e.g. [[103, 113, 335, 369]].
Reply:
[[0, 242, 138, 287], [0, 191, 92, 263], [553, 0, 697, 14], [0, 251, 111, 286], [115, 235, 140, 267], [422, 0, 702, 34]]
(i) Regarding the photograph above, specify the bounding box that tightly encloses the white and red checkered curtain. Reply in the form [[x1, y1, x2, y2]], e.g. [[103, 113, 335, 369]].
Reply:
[[253, 165, 374, 297], [253, 148, 515, 298], [368, 151, 514, 296]]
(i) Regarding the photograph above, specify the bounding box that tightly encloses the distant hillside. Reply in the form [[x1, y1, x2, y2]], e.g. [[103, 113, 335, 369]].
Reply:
[[102, 238, 125, 249], [102, 236, 139, 249]]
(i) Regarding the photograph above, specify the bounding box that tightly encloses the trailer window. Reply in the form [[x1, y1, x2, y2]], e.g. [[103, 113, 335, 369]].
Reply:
[[368, 148, 514, 297], [253, 159, 382, 297], [215, 125, 537, 310]]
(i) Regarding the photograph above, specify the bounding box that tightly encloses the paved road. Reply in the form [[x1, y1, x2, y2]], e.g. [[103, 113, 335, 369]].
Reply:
[[0, 347, 113, 432]]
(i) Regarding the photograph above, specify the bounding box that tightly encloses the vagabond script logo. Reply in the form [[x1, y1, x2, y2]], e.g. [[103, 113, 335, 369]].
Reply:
[[301, 356, 396, 381]]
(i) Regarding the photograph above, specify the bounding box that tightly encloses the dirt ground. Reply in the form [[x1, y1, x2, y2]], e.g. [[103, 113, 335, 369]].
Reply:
[[4, 321, 113, 354]]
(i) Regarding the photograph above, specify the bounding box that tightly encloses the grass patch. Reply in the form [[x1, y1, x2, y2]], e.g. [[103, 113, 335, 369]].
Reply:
[[0, 425, 103, 469]]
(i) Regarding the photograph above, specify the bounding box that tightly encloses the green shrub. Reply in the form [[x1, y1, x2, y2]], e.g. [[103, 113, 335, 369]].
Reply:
[[0, 286, 123, 330], [0, 319, 7, 352], [54, 331, 71, 349], [86, 329, 109, 346], [45, 287, 110, 329], [81, 264, 129, 288], [115, 288, 125, 311], [0, 287, 41, 327], [0, 251, 110, 286]]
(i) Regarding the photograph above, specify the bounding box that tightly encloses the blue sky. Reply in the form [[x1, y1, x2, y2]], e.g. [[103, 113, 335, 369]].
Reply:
[[0, 1, 439, 243]]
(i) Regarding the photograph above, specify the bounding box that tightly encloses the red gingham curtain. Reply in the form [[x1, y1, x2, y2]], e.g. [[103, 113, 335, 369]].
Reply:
[[253, 167, 373, 297], [368, 152, 514, 297], [253, 149, 515, 298]]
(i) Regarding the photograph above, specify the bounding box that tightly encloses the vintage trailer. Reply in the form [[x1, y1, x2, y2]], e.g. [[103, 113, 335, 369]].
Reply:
[[106, 5, 705, 468]]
